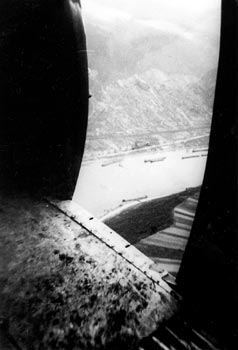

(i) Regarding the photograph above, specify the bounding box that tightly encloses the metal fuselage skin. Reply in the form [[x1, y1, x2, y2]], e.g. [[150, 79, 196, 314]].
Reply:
[[0, 0, 89, 197]]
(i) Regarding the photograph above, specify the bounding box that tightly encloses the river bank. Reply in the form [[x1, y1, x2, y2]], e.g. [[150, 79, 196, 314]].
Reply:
[[103, 187, 200, 245]]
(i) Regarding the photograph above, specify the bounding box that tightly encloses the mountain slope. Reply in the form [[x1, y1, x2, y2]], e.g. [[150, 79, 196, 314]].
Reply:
[[82, 2, 220, 157]]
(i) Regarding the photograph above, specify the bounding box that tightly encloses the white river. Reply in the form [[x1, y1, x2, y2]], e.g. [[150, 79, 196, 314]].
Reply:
[[73, 149, 207, 218]]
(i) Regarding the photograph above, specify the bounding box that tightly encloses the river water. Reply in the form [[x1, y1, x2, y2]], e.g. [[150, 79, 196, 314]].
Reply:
[[73, 149, 207, 218]]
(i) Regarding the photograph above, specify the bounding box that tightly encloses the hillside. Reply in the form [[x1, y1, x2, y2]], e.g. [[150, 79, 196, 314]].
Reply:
[[82, 1, 220, 158], [85, 69, 215, 156]]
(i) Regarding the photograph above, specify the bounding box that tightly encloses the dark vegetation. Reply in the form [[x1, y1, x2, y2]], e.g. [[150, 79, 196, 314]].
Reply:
[[104, 187, 200, 244]]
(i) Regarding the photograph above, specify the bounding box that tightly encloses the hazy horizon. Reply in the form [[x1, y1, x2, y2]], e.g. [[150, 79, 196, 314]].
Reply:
[[82, 0, 221, 37]]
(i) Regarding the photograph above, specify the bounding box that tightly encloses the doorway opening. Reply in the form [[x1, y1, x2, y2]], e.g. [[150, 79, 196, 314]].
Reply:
[[74, 0, 221, 278]]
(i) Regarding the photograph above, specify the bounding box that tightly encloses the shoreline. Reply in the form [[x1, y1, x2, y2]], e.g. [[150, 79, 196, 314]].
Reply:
[[101, 186, 200, 222], [82, 141, 209, 165], [102, 187, 200, 245]]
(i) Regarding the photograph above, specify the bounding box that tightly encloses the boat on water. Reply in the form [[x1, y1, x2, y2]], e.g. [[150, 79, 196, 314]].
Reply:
[[101, 158, 122, 167], [144, 156, 166, 163], [122, 195, 148, 203], [192, 148, 208, 153], [182, 155, 200, 160]]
